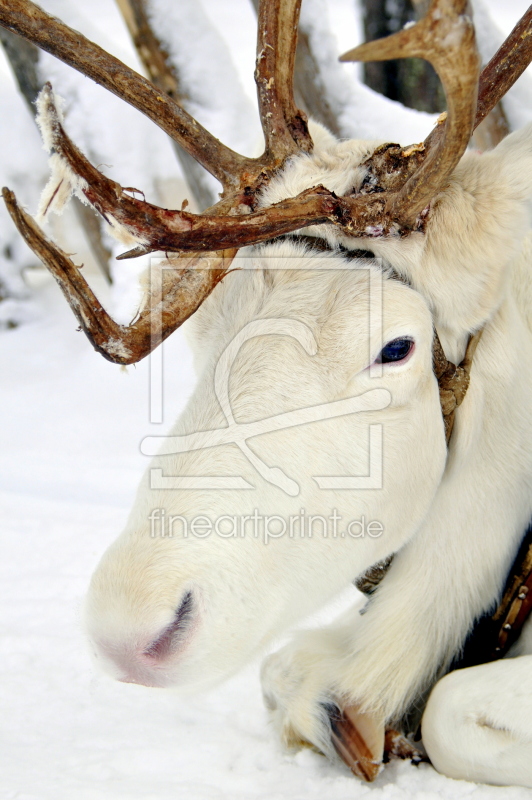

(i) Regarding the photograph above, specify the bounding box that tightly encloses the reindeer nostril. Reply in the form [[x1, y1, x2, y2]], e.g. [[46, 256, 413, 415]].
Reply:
[[143, 591, 194, 662]]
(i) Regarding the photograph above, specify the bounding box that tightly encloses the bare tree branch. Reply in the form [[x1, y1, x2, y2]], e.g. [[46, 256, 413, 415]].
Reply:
[[0, 26, 40, 105], [472, 99, 510, 150], [74, 203, 112, 283], [0, 26, 113, 282], [0, 0, 252, 191], [114, 0, 216, 210], [292, 26, 343, 136]]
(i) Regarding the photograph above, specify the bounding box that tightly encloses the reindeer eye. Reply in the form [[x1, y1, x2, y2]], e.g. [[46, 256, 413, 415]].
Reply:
[[377, 338, 413, 364]]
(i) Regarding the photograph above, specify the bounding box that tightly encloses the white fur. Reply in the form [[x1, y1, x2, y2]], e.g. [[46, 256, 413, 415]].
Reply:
[[422, 656, 532, 787], [85, 121, 532, 787]]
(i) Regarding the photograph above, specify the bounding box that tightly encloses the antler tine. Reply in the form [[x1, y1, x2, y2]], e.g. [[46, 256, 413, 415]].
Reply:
[[2, 187, 235, 365], [341, 0, 480, 227], [38, 84, 396, 256], [0, 0, 251, 192], [255, 0, 313, 163], [34, 84, 354, 253]]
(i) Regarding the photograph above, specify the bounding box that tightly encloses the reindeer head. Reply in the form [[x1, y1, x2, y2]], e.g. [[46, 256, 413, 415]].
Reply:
[[2, 0, 531, 699]]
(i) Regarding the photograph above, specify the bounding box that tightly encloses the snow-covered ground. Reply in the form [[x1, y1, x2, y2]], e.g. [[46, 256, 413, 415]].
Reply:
[[2, 2, 532, 798]]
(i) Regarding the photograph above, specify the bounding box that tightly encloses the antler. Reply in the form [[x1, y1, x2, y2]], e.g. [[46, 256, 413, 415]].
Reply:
[[0, 0, 251, 192], [30, 83, 386, 257], [0, 0, 314, 363], [346, 1, 532, 227], [1, 0, 532, 365], [341, 0, 480, 226], [2, 188, 235, 365], [0, 0, 313, 193], [475, 5, 532, 129], [255, 0, 312, 161]]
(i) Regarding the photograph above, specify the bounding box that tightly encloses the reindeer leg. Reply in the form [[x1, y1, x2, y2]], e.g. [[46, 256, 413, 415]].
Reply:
[[422, 655, 532, 787]]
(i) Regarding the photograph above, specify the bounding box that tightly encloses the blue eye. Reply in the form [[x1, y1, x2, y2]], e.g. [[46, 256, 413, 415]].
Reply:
[[377, 338, 413, 364]]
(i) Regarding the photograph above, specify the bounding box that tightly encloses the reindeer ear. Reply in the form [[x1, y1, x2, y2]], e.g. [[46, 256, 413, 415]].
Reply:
[[415, 125, 532, 335], [486, 123, 532, 201], [307, 120, 338, 151]]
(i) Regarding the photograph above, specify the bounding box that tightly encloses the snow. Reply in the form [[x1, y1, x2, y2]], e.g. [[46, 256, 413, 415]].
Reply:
[[299, 0, 437, 143], [0, 69, 47, 327], [2, 1, 532, 797], [2, 281, 531, 800], [147, 0, 259, 158]]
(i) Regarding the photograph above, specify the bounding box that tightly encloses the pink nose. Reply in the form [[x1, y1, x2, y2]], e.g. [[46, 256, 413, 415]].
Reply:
[[96, 591, 194, 687], [118, 653, 173, 688]]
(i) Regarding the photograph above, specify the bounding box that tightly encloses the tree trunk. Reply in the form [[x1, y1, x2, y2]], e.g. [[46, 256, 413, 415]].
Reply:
[[361, 0, 445, 114]]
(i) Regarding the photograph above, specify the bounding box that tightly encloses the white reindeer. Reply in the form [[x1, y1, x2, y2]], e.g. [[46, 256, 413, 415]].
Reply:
[[2, 0, 532, 789]]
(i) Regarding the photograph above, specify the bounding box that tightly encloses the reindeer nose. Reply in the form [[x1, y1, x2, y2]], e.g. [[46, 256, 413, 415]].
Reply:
[[95, 591, 195, 688], [142, 591, 194, 664]]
